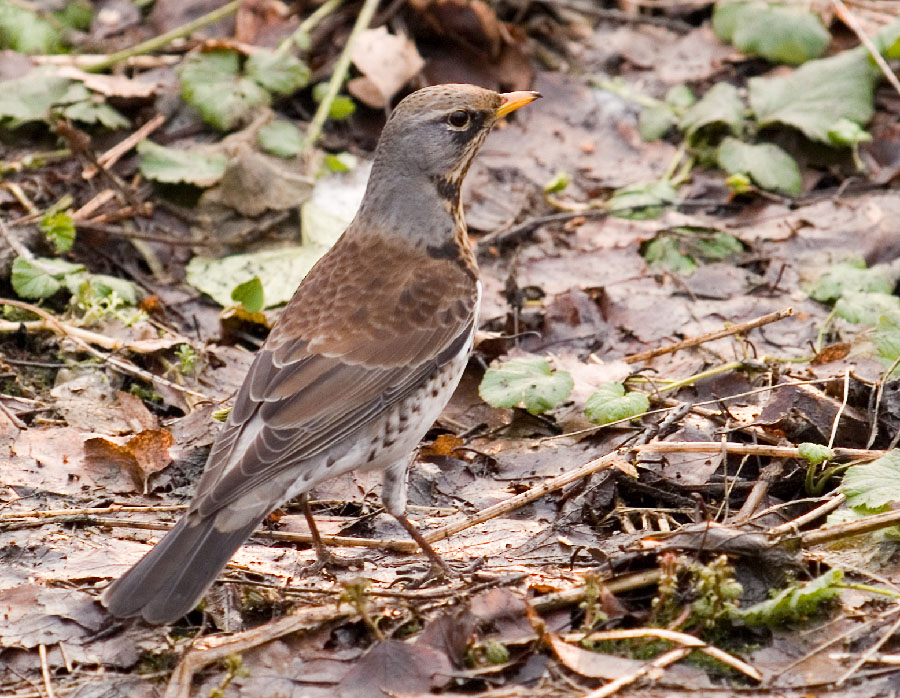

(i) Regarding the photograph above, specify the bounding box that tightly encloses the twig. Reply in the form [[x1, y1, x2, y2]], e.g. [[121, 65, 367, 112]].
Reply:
[[0, 298, 186, 354], [572, 628, 761, 682], [828, 368, 851, 450], [766, 493, 846, 536], [832, 0, 900, 99], [82, 113, 166, 180], [0, 505, 187, 520], [798, 508, 900, 547], [0, 298, 210, 401], [275, 0, 346, 57], [476, 210, 609, 255], [836, 608, 900, 686], [423, 453, 624, 545], [54, 514, 419, 551], [623, 307, 794, 364], [72, 189, 116, 219], [164, 602, 370, 698], [303, 0, 381, 151], [633, 441, 884, 461], [83, 0, 242, 73], [39, 644, 56, 698]]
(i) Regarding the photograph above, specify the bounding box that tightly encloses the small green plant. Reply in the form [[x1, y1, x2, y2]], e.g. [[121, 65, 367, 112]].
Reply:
[[584, 382, 649, 426], [649, 554, 742, 641], [176, 344, 198, 375], [479, 357, 574, 415], [734, 569, 843, 626], [39, 209, 75, 253], [209, 654, 250, 698]]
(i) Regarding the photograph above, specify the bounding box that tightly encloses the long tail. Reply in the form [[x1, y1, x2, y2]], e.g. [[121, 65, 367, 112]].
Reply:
[[101, 514, 260, 624]]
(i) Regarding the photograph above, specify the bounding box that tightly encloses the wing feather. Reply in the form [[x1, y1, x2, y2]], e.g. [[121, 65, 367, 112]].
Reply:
[[191, 231, 478, 517]]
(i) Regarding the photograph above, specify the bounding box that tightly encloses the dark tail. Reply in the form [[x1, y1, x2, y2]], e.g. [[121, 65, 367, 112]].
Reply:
[[101, 514, 260, 624]]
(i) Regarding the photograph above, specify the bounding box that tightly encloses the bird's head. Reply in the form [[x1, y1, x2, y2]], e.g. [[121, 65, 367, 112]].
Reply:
[[372, 84, 541, 189]]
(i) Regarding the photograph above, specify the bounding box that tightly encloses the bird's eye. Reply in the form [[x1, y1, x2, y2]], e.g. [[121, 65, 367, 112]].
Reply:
[[447, 110, 470, 128]]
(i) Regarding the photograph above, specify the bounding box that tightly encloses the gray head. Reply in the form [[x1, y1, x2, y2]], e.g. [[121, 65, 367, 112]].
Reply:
[[369, 84, 541, 189]]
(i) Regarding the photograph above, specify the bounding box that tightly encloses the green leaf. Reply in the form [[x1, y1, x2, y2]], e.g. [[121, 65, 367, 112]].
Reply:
[[323, 152, 356, 173], [39, 210, 76, 253], [715, 2, 829, 65], [873, 312, 900, 374], [61, 99, 130, 129], [873, 17, 900, 59], [806, 260, 894, 302], [186, 246, 326, 309], [11, 256, 84, 299], [0, 0, 63, 54], [642, 236, 697, 275], [258, 120, 304, 158], [638, 104, 677, 141], [584, 382, 650, 425], [679, 82, 744, 138], [54, 1, 92, 31], [608, 180, 677, 220], [725, 172, 753, 195], [0, 70, 78, 124], [827, 118, 872, 147], [328, 95, 356, 121], [543, 171, 571, 194], [665, 84, 695, 109], [716, 137, 802, 196], [798, 442, 835, 465], [231, 276, 265, 313], [842, 450, 900, 513], [735, 569, 843, 626], [479, 358, 574, 415], [748, 50, 877, 144], [711, 1, 745, 41], [834, 291, 900, 325], [66, 273, 138, 305], [178, 50, 270, 130], [246, 50, 310, 95], [691, 230, 745, 260], [137, 140, 227, 187]]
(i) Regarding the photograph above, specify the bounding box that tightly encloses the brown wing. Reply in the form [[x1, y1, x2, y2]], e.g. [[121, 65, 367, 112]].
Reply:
[[190, 231, 478, 516]]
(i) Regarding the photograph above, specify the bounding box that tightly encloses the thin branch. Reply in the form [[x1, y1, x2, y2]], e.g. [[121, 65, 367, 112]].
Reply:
[[624, 307, 794, 364], [832, 0, 900, 99], [633, 440, 884, 460], [303, 0, 381, 151], [83, 0, 242, 73]]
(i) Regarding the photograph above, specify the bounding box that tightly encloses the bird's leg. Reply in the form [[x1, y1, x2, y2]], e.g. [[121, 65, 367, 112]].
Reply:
[[297, 492, 354, 576], [382, 457, 452, 579]]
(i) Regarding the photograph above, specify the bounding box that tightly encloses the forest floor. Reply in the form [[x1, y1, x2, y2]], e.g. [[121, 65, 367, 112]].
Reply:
[[3, 0, 900, 696]]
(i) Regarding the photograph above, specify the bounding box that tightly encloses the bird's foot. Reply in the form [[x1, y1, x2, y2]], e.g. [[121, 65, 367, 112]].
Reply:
[[397, 556, 485, 589], [295, 547, 358, 579]]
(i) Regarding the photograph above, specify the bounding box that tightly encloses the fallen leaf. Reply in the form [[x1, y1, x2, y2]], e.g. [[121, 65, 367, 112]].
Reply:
[[83, 429, 174, 492], [349, 27, 424, 108]]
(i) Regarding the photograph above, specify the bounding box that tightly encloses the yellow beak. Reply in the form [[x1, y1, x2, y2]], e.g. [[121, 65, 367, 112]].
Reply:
[[496, 91, 542, 118]]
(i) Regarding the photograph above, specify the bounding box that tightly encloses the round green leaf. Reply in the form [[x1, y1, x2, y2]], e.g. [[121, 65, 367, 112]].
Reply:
[[797, 442, 835, 465], [584, 382, 650, 425], [258, 120, 304, 158], [479, 358, 574, 415], [231, 276, 265, 313], [717, 137, 802, 196]]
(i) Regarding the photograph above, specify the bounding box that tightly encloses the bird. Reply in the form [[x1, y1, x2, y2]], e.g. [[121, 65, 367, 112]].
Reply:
[[102, 84, 541, 624]]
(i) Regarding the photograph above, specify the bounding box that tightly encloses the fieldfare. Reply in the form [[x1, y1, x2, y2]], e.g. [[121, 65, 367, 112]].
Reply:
[[102, 84, 540, 624]]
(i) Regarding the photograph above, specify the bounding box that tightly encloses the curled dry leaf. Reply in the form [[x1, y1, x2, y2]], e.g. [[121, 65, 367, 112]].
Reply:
[[83, 429, 175, 492], [349, 26, 425, 108]]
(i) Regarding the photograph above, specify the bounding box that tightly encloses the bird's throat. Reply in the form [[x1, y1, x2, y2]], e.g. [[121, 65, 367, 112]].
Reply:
[[357, 170, 477, 277]]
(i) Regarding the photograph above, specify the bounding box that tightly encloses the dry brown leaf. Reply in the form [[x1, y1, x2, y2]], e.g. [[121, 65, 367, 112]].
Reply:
[[349, 27, 425, 108], [83, 429, 174, 492]]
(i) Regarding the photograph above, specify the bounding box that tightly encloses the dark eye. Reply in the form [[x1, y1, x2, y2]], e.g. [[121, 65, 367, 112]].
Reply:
[[447, 110, 470, 128]]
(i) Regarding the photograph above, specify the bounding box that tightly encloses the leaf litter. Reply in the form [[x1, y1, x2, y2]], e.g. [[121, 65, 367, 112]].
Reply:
[[4, 1, 900, 697]]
